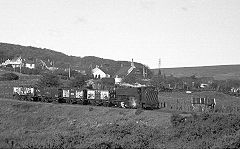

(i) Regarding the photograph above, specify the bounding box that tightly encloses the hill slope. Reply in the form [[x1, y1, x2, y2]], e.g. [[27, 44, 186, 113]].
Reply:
[[0, 42, 149, 76], [152, 65, 240, 80]]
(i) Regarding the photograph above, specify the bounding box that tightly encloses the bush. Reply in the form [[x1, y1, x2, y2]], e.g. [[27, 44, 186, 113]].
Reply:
[[170, 113, 186, 127], [169, 113, 240, 148], [0, 73, 19, 81], [37, 72, 61, 87]]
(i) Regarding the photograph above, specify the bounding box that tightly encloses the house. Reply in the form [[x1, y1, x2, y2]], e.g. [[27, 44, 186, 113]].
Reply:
[[92, 65, 111, 79], [2, 56, 23, 68], [24, 60, 35, 69], [37, 59, 57, 71], [114, 59, 145, 84], [74, 69, 86, 75], [2, 56, 36, 69]]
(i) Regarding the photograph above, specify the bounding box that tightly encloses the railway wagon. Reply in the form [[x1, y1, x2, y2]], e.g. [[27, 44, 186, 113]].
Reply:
[[111, 87, 159, 109], [86, 89, 110, 106], [57, 88, 86, 104], [36, 87, 59, 102], [13, 86, 59, 102], [13, 86, 35, 101]]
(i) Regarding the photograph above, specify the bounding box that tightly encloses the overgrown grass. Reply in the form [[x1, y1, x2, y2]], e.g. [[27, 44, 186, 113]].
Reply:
[[169, 113, 240, 149], [2, 99, 240, 149]]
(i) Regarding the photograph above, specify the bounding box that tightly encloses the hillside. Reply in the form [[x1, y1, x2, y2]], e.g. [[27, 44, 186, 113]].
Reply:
[[0, 42, 150, 76], [152, 65, 240, 80]]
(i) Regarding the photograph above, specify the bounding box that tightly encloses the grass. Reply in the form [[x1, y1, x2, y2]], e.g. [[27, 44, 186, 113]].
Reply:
[[152, 64, 240, 79], [158, 91, 240, 113], [0, 98, 172, 148], [1, 98, 240, 148]]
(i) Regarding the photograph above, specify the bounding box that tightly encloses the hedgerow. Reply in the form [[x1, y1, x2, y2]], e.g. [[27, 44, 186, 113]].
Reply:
[[0, 73, 19, 81]]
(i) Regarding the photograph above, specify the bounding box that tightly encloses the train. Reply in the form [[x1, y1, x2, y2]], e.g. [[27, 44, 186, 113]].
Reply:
[[12, 86, 160, 109]]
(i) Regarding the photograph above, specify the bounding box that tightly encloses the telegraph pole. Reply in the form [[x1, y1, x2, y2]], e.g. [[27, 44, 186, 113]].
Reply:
[[68, 63, 71, 79], [158, 58, 161, 76]]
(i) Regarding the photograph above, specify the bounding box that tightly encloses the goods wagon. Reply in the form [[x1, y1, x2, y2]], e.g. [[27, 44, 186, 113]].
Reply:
[[86, 89, 110, 106], [13, 86, 35, 101], [13, 86, 59, 102], [111, 87, 159, 109], [36, 88, 59, 102], [58, 88, 86, 104]]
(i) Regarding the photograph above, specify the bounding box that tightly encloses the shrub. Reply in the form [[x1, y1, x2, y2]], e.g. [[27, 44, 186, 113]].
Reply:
[[170, 113, 185, 127], [0, 72, 19, 81], [135, 108, 144, 115], [169, 113, 240, 148], [89, 107, 94, 111], [37, 72, 61, 87]]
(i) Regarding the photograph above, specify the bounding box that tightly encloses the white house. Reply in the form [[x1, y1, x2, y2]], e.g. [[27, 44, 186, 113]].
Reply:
[[92, 66, 110, 79], [24, 60, 35, 69], [2, 56, 23, 68]]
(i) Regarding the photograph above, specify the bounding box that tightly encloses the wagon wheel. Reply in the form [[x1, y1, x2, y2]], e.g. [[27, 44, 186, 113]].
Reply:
[[52, 98, 58, 104], [142, 103, 146, 109], [103, 102, 108, 107], [13, 94, 20, 100], [77, 99, 83, 105], [69, 99, 74, 104]]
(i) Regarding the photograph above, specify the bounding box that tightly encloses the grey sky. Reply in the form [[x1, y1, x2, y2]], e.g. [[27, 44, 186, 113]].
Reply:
[[0, 0, 240, 68]]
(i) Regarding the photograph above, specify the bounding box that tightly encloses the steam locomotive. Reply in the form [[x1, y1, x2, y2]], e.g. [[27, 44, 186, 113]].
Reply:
[[12, 86, 159, 109]]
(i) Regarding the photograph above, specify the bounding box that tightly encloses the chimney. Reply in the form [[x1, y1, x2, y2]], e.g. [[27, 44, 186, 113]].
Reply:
[[131, 58, 135, 68]]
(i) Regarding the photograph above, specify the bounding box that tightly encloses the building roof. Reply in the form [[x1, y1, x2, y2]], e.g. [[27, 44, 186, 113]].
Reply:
[[11, 56, 22, 62], [114, 66, 132, 77], [92, 66, 111, 75], [24, 59, 35, 64]]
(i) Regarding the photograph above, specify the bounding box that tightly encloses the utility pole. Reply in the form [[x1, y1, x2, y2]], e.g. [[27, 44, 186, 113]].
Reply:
[[142, 65, 145, 78], [19, 56, 22, 73], [68, 63, 71, 79], [158, 58, 161, 76]]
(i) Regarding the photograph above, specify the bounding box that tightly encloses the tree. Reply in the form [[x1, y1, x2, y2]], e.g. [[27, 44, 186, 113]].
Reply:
[[37, 72, 61, 87], [150, 74, 165, 89], [70, 74, 88, 88]]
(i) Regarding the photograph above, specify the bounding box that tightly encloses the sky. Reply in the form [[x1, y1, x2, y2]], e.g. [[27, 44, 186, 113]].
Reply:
[[0, 0, 240, 68]]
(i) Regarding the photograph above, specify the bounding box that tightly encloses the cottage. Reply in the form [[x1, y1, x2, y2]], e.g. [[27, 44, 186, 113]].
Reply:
[[24, 60, 35, 69], [2, 56, 23, 68], [114, 59, 144, 84], [92, 65, 111, 79]]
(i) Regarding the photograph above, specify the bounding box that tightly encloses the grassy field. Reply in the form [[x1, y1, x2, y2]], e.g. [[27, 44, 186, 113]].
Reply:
[[158, 91, 240, 113], [152, 64, 240, 79], [0, 98, 172, 148], [1, 97, 240, 148]]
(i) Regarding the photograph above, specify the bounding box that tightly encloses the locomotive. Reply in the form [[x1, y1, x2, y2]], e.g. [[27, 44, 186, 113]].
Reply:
[[12, 86, 159, 109]]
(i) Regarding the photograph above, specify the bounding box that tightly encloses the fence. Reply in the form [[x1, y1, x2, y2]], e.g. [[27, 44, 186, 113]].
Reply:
[[159, 96, 240, 114]]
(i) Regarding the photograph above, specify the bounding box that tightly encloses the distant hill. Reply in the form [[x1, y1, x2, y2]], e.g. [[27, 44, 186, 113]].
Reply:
[[0, 42, 151, 77], [152, 65, 240, 80]]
